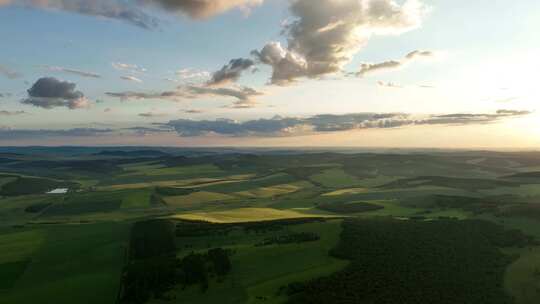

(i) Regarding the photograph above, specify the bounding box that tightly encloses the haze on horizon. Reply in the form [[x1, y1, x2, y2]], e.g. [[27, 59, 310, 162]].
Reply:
[[1, 0, 539, 148]]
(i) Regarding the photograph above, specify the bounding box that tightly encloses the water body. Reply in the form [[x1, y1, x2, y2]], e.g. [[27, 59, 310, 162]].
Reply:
[[47, 188, 69, 194]]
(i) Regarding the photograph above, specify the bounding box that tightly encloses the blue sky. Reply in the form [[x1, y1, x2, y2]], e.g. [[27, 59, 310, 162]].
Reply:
[[0, 0, 539, 147]]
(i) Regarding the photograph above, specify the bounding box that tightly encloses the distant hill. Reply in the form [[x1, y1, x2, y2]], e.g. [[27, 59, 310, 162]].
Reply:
[[93, 150, 169, 158]]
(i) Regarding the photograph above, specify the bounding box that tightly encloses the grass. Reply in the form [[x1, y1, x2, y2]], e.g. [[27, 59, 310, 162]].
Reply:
[[171, 208, 335, 223], [235, 183, 303, 199], [322, 187, 369, 196], [0, 260, 30, 290], [120, 164, 223, 178], [0, 195, 60, 227], [0, 177, 17, 188], [0, 177, 78, 196], [121, 189, 152, 209], [163, 191, 235, 208], [0, 229, 45, 264], [0, 222, 129, 304], [154, 220, 347, 304], [198, 173, 298, 194], [43, 197, 122, 217], [356, 200, 419, 217], [504, 246, 540, 304], [310, 168, 361, 188], [480, 184, 540, 196]]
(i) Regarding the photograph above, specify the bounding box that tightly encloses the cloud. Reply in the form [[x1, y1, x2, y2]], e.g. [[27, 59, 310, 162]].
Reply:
[[112, 62, 147, 73], [0, 127, 114, 140], [494, 97, 518, 103], [208, 58, 255, 86], [377, 81, 403, 88], [43, 65, 101, 78], [0, 64, 22, 79], [1, 0, 160, 30], [358, 49, 435, 76], [138, 111, 167, 118], [0, 110, 27, 116], [2, 0, 265, 29], [176, 68, 211, 82], [186, 85, 262, 101], [21, 77, 90, 109], [251, 0, 427, 84], [496, 109, 531, 116], [137, 0, 264, 19], [123, 126, 173, 136], [405, 50, 434, 60], [183, 109, 204, 114], [163, 110, 531, 137], [165, 117, 302, 136], [105, 90, 185, 101], [121, 75, 143, 83], [224, 99, 258, 109], [106, 84, 263, 104]]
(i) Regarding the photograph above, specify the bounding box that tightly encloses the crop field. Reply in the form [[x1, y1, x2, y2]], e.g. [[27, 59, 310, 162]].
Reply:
[[0, 222, 129, 304], [2, 149, 540, 303], [171, 207, 336, 223]]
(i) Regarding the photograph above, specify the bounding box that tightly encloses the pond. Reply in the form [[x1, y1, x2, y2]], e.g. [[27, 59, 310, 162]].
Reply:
[[47, 188, 69, 194]]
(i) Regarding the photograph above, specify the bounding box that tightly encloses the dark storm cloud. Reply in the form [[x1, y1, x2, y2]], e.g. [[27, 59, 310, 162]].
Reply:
[[21, 77, 90, 109], [208, 58, 255, 86], [163, 110, 531, 137]]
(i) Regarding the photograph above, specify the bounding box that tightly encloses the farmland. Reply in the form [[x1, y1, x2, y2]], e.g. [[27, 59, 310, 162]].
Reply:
[[2, 148, 540, 303]]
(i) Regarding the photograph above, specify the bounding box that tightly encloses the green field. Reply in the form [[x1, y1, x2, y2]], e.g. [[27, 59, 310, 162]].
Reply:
[[3, 149, 540, 303], [0, 223, 129, 304], [310, 168, 361, 188], [153, 220, 347, 304]]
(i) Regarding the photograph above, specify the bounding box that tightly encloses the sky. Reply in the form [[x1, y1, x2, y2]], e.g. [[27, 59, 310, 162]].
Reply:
[[0, 0, 539, 148]]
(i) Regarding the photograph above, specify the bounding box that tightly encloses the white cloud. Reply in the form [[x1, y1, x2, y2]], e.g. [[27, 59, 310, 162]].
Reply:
[[252, 0, 428, 85], [120, 75, 143, 83], [112, 62, 147, 73]]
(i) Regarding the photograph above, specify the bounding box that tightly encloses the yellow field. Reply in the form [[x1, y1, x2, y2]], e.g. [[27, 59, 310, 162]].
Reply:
[[322, 187, 369, 196], [170, 207, 335, 223], [235, 183, 302, 198]]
